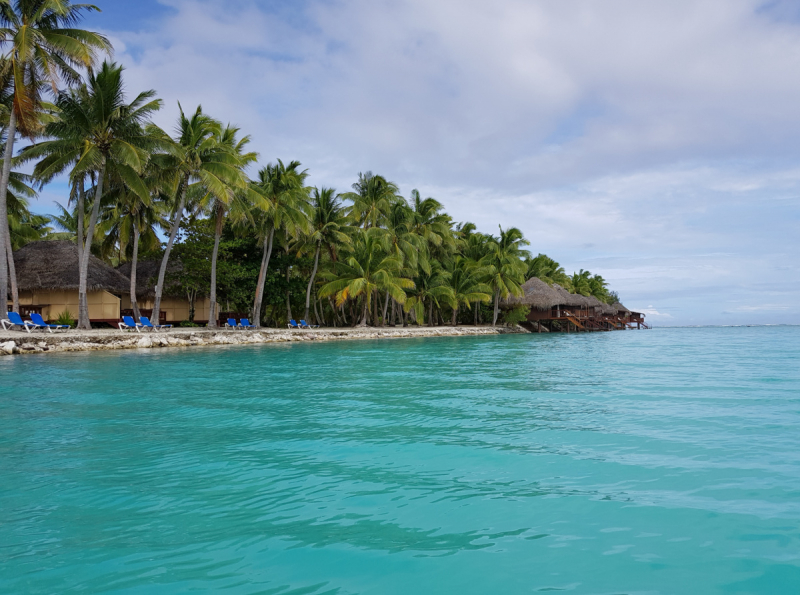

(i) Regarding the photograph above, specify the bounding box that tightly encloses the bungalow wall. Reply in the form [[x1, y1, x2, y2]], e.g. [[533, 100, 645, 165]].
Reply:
[[120, 295, 216, 324], [17, 289, 120, 322]]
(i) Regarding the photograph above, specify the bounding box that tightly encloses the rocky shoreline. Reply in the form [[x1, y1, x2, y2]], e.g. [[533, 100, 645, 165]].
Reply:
[[0, 325, 527, 357]]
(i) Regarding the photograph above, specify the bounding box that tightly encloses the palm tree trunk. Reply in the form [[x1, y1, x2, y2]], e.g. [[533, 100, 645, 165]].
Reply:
[[381, 291, 390, 326], [452, 306, 458, 326], [5, 232, 19, 313], [373, 289, 379, 326], [207, 208, 224, 328], [492, 290, 500, 327], [358, 295, 368, 326], [76, 177, 85, 275], [78, 161, 108, 329], [428, 300, 434, 327], [285, 255, 292, 322], [153, 176, 189, 324], [304, 242, 321, 322], [313, 288, 322, 326], [252, 226, 274, 327], [0, 110, 17, 319], [130, 222, 141, 321], [474, 302, 479, 326]]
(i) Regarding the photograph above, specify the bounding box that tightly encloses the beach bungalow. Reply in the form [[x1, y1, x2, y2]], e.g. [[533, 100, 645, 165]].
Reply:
[[501, 277, 647, 332], [11, 240, 130, 324], [117, 260, 217, 325]]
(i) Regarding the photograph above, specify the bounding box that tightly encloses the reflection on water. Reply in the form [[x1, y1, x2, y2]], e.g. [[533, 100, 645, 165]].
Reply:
[[2, 327, 800, 594]]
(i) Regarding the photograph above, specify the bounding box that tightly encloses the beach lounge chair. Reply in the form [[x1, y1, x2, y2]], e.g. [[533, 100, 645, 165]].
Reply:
[[239, 318, 255, 329], [29, 312, 69, 332], [1, 312, 36, 333], [118, 315, 141, 332], [140, 316, 172, 331], [225, 318, 240, 330], [288, 319, 300, 329], [299, 320, 319, 329]]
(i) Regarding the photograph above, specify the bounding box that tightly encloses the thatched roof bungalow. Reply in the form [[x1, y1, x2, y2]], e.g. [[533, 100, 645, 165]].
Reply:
[[500, 276, 647, 332], [501, 277, 562, 311], [552, 284, 589, 309], [612, 302, 629, 313], [12, 240, 130, 323], [117, 259, 182, 300], [116, 259, 215, 325]]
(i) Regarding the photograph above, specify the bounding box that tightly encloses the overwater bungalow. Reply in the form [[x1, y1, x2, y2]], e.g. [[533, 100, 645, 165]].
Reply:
[[117, 260, 217, 326], [502, 277, 648, 331], [11, 240, 130, 324]]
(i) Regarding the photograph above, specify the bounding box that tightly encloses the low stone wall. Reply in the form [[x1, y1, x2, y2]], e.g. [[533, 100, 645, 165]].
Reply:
[[0, 325, 527, 357]]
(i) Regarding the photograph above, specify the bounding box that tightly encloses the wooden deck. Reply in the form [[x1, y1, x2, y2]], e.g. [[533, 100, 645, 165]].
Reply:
[[525, 309, 649, 332]]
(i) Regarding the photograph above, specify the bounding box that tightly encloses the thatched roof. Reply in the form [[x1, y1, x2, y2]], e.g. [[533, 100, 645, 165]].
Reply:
[[117, 259, 184, 299], [585, 295, 605, 311], [501, 277, 562, 310], [613, 302, 630, 313], [13, 240, 130, 294], [552, 284, 588, 308]]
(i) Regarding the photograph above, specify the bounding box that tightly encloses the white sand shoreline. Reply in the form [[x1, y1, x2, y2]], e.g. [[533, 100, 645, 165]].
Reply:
[[0, 325, 527, 357]]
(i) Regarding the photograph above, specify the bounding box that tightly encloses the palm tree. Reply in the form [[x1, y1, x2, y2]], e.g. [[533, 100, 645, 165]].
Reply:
[[383, 200, 422, 269], [250, 159, 309, 327], [592, 275, 610, 303], [98, 167, 167, 320], [319, 228, 413, 326], [481, 226, 530, 326], [48, 198, 100, 249], [150, 105, 244, 324], [408, 189, 454, 267], [0, 0, 110, 319], [569, 269, 592, 296], [303, 187, 350, 323], [25, 62, 161, 328], [194, 124, 256, 327], [4, 169, 41, 311], [457, 224, 492, 324], [405, 262, 454, 326], [342, 171, 399, 229], [526, 254, 569, 286], [444, 256, 491, 326], [377, 200, 426, 325]]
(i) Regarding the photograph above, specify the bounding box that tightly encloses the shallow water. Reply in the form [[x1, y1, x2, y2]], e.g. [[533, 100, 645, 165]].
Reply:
[[1, 327, 799, 594]]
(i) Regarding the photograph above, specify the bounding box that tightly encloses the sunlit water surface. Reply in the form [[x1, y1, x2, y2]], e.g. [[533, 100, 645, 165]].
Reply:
[[1, 327, 799, 594]]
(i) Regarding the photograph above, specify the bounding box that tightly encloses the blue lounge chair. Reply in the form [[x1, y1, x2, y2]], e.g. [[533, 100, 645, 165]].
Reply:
[[140, 316, 172, 331], [225, 318, 240, 330], [299, 320, 319, 329], [29, 312, 69, 332], [1, 312, 36, 333], [239, 318, 255, 329], [118, 315, 141, 332], [288, 319, 300, 329]]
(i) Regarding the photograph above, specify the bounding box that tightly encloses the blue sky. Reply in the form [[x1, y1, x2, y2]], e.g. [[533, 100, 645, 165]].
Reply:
[[30, 0, 800, 325]]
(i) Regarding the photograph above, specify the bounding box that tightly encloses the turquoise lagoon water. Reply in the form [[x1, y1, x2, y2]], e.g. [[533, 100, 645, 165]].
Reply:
[[1, 326, 799, 594]]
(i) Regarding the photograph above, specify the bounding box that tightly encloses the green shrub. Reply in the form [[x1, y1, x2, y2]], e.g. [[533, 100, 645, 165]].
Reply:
[[180, 320, 199, 327], [502, 305, 530, 326], [54, 309, 75, 328]]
